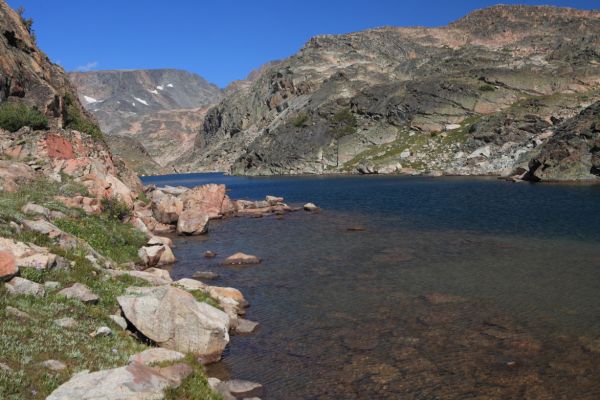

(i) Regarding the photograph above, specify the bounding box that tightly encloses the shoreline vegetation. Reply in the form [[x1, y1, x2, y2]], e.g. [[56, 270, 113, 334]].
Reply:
[[0, 126, 316, 399]]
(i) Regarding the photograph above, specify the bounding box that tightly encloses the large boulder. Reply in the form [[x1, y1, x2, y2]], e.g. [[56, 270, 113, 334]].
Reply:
[[180, 184, 226, 219], [176, 210, 209, 235], [118, 286, 230, 362], [151, 192, 183, 224], [0, 238, 56, 269], [46, 362, 192, 400]]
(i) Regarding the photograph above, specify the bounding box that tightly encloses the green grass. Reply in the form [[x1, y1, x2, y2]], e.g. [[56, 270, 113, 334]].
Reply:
[[53, 215, 146, 264], [0, 177, 223, 399], [0, 254, 149, 399], [0, 101, 48, 132], [189, 290, 222, 310], [164, 355, 222, 400]]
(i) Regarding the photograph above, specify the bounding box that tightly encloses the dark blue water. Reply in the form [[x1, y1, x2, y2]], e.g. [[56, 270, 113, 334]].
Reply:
[[143, 174, 600, 399]]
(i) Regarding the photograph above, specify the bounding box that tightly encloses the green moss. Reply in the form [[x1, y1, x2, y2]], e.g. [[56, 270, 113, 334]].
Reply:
[[0, 102, 48, 132], [63, 93, 103, 140]]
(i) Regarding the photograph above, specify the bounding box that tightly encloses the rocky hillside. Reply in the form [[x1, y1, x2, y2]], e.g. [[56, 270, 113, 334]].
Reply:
[[69, 69, 222, 173], [177, 5, 600, 181]]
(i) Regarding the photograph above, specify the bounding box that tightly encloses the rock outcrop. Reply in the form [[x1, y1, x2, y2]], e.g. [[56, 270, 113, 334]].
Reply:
[[524, 101, 600, 181], [173, 5, 600, 181]]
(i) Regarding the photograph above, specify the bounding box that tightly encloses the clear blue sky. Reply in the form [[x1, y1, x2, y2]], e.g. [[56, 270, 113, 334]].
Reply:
[[6, 0, 599, 87]]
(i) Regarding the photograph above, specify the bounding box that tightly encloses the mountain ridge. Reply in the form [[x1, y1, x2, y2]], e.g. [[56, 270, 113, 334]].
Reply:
[[171, 4, 600, 181]]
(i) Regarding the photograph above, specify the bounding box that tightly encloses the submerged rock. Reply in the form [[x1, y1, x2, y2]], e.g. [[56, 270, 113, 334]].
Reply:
[[303, 203, 319, 212], [222, 252, 261, 266], [118, 285, 230, 362], [192, 270, 219, 280]]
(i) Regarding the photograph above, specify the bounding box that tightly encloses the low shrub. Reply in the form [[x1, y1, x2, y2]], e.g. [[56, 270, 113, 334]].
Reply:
[[292, 112, 309, 127], [479, 84, 496, 92], [0, 102, 48, 132], [101, 196, 131, 221]]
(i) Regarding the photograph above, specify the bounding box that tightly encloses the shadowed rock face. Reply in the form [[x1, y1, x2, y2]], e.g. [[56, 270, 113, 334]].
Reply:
[[524, 101, 600, 181], [69, 69, 223, 172], [177, 5, 600, 180]]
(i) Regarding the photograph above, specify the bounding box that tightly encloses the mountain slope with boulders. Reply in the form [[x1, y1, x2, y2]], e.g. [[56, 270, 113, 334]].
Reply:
[[0, 2, 261, 398], [176, 5, 600, 181], [69, 69, 223, 173]]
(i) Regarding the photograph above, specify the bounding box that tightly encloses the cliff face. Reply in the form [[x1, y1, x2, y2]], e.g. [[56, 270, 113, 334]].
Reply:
[[69, 69, 223, 173], [0, 0, 140, 194], [178, 5, 600, 180], [0, 1, 90, 129]]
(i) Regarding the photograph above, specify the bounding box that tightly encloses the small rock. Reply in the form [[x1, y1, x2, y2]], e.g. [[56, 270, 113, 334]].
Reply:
[[174, 278, 207, 291], [22, 219, 62, 238], [234, 319, 259, 335], [176, 210, 209, 236], [40, 360, 67, 371], [21, 203, 50, 218], [5, 277, 45, 297], [91, 326, 112, 337], [222, 252, 261, 266], [192, 271, 219, 280], [44, 281, 61, 290], [109, 315, 128, 330], [0, 251, 17, 281], [265, 195, 284, 205], [303, 203, 319, 212], [54, 317, 77, 329], [128, 348, 185, 366], [57, 283, 99, 304], [204, 250, 217, 258], [147, 236, 173, 248], [5, 306, 32, 320], [138, 245, 165, 267]]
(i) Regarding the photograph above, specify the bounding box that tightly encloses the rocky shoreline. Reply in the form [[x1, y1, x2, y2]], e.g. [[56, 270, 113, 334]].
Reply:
[[0, 124, 318, 399]]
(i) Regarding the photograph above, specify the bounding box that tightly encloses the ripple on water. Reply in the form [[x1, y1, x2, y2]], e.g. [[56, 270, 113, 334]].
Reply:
[[143, 174, 600, 399]]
